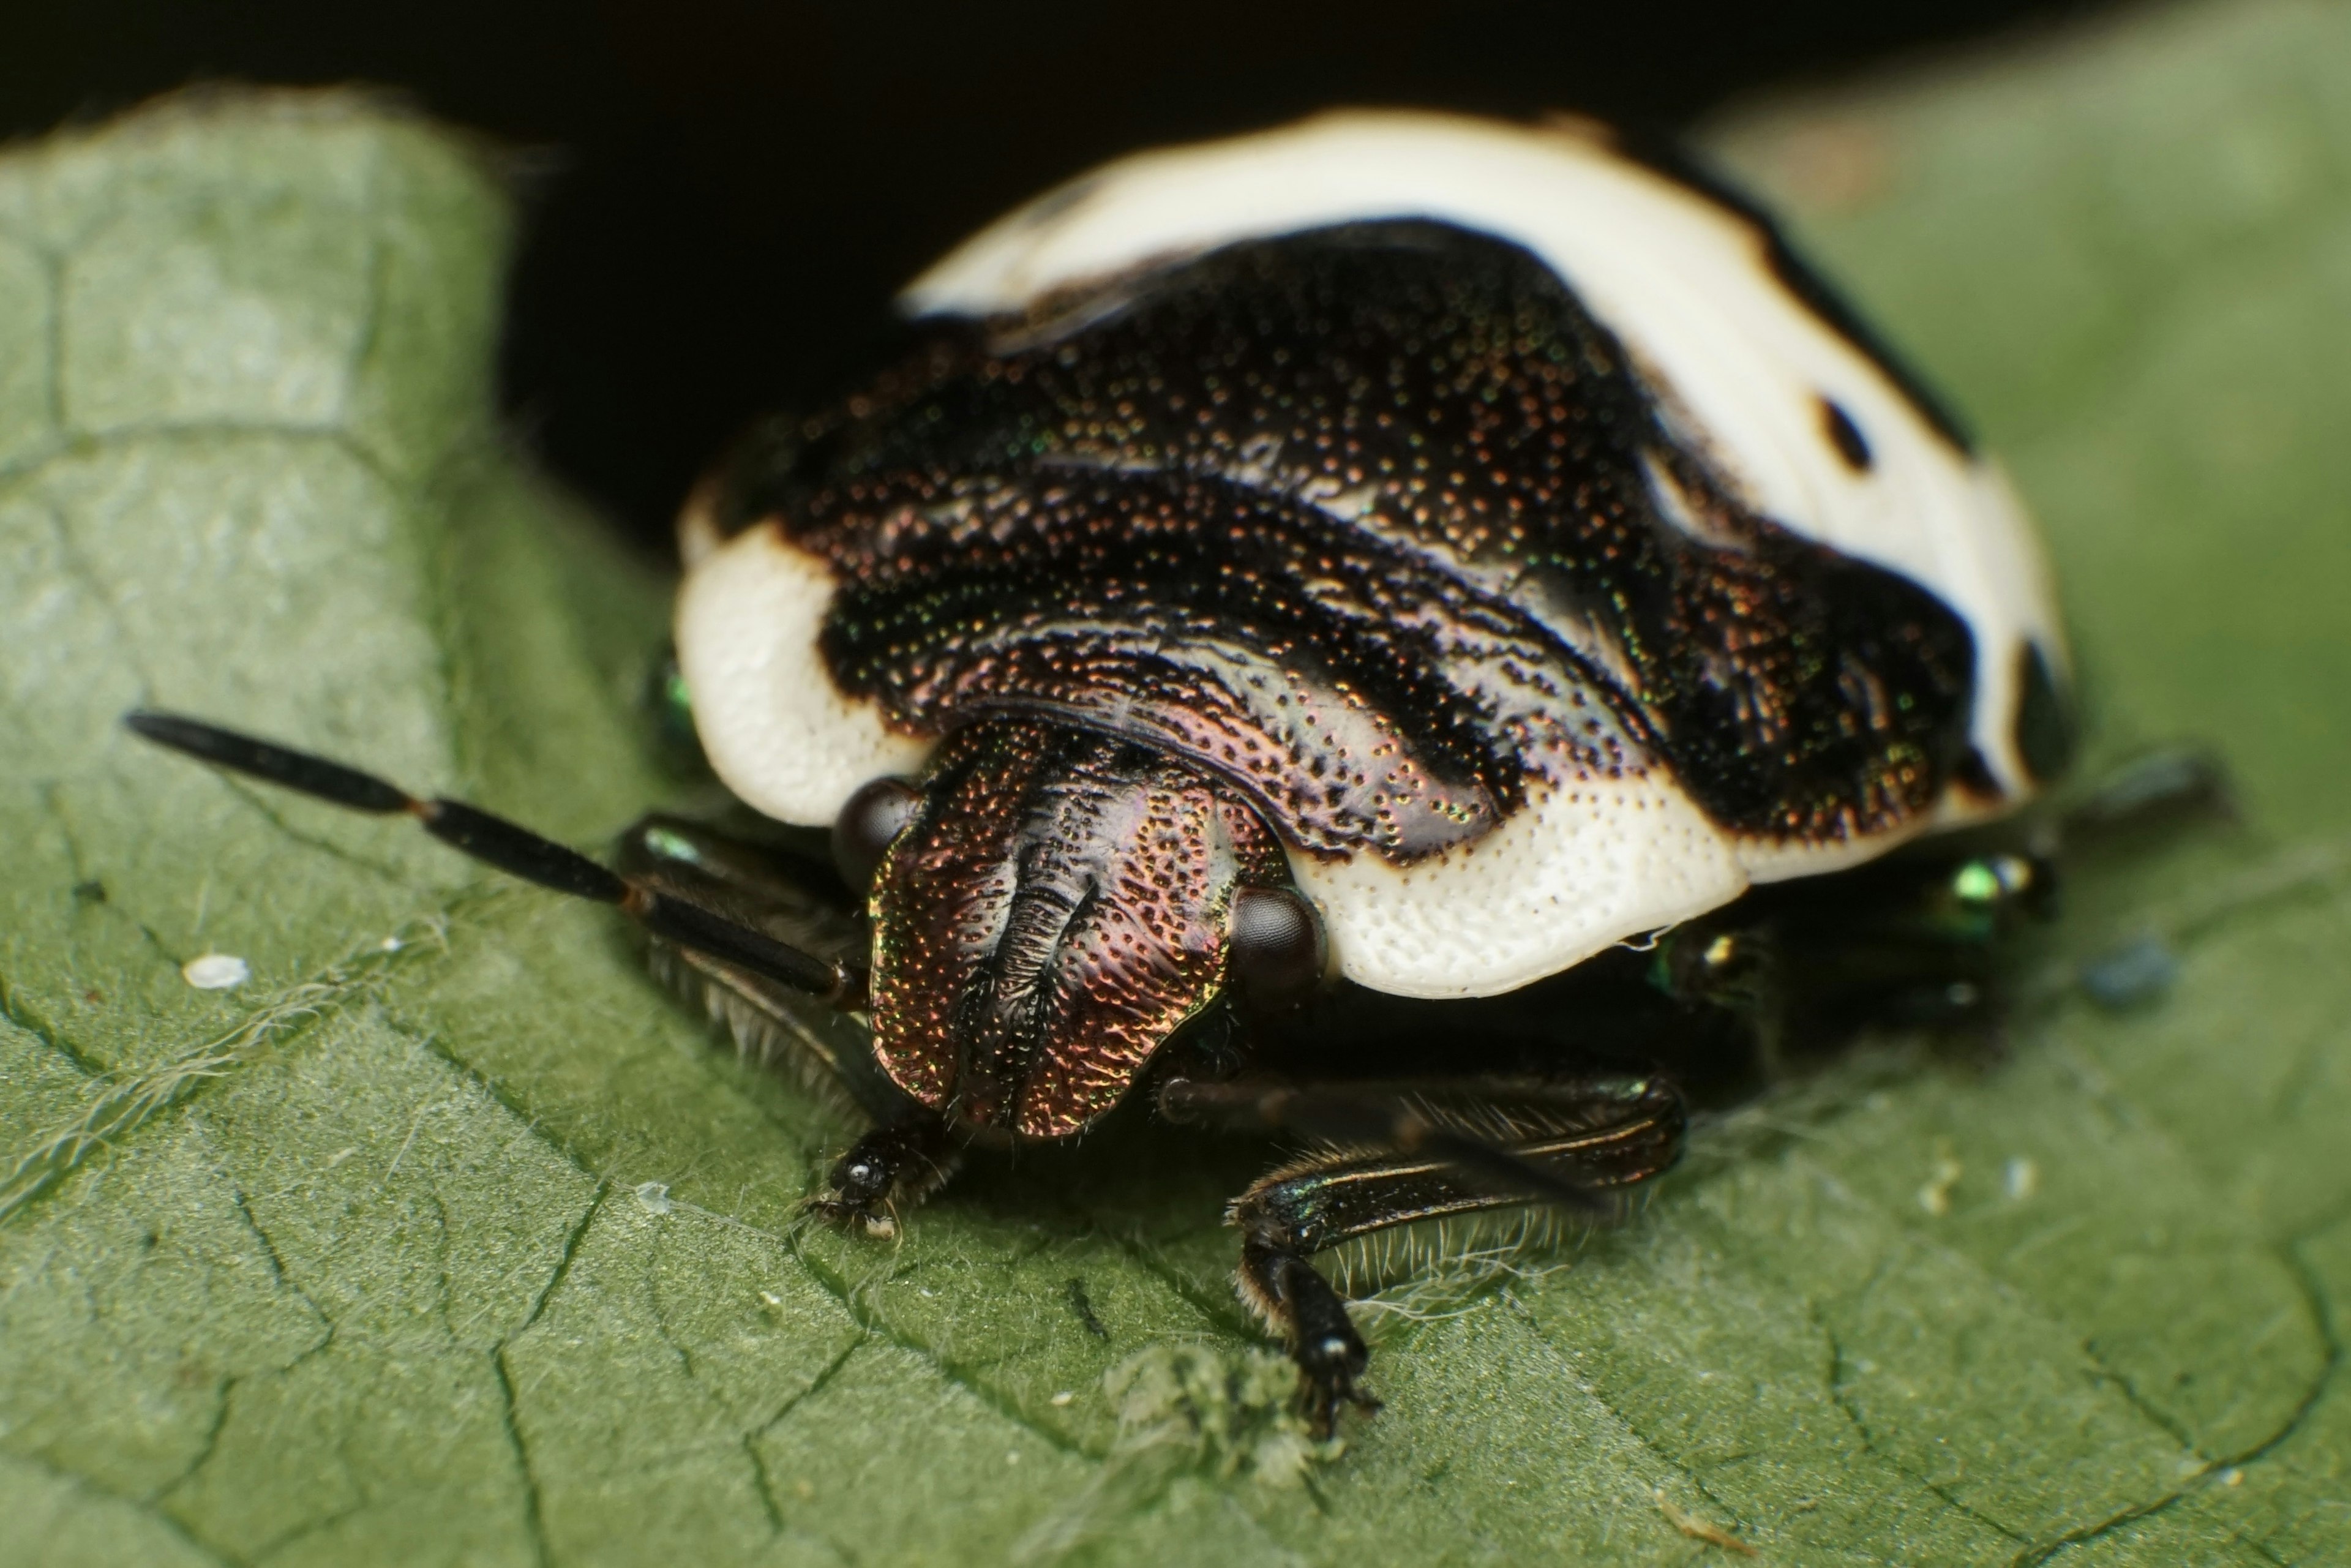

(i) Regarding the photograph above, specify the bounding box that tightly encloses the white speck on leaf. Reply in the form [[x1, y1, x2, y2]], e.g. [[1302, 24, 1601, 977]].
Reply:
[[2004, 1156, 2040, 1200], [181, 952, 250, 989], [634, 1182, 673, 1216]]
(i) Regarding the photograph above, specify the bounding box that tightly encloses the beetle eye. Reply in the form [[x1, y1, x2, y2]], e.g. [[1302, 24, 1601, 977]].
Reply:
[[832, 777, 922, 891], [1229, 886, 1326, 1005]]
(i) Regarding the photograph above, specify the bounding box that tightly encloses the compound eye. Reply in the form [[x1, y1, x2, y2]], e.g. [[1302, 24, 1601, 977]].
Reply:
[[831, 777, 922, 891], [1229, 886, 1326, 1005]]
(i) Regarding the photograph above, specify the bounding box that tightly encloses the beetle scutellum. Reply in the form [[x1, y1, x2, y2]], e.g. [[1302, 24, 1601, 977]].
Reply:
[[133, 111, 2110, 1431]]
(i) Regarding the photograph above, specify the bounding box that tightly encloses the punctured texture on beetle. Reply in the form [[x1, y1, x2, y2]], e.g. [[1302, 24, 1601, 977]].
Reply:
[[869, 719, 1291, 1137], [715, 222, 1981, 861]]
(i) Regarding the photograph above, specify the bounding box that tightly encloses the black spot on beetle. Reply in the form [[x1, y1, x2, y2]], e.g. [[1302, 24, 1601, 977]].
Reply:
[[1607, 128, 1978, 453], [1952, 746, 2003, 802], [1819, 396, 1872, 472], [2014, 641, 2075, 783]]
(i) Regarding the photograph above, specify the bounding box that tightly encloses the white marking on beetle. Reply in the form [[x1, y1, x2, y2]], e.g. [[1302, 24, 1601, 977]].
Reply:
[[1310, 479, 1383, 520], [181, 953, 249, 990], [1295, 768, 1745, 999], [677, 525, 929, 828]]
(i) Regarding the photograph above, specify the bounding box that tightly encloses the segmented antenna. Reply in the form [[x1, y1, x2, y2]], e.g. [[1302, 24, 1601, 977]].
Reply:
[[124, 711, 866, 1007]]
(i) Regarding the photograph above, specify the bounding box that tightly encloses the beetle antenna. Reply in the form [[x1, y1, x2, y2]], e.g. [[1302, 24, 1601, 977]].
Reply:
[[124, 711, 866, 1007]]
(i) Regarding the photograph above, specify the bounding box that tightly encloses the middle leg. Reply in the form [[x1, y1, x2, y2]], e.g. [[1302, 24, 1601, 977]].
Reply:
[[1161, 1075, 1685, 1431]]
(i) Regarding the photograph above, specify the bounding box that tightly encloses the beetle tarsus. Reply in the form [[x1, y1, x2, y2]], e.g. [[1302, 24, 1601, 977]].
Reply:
[[1241, 1240, 1381, 1435], [803, 1119, 956, 1237]]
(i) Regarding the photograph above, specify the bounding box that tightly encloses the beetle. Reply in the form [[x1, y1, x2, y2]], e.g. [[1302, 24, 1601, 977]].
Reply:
[[132, 110, 2102, 1432]]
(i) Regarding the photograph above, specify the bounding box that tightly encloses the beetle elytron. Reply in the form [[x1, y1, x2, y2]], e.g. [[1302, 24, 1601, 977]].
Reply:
[[133, 111, 2083, 1430]]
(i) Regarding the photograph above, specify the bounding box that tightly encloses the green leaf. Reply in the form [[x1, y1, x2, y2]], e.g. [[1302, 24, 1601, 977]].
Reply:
[[3, 4, 2349, 1558]]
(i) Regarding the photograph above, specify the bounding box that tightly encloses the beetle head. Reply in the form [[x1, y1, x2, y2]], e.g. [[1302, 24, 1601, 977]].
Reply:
[[852, 718, 1321, 1141]]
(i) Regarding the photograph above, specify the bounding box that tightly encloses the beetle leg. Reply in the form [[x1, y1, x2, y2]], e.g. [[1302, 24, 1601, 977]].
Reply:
[[615, 815, 910, 1122], [1164, 1075, 1684, 1431], [1655, 838, 2061, 1065], [1646, 915, 1792, 1076], [616, 816, 972, 1234], [1236, 1233, 1373, 1435], [801, 1117, 960, 1239], [2062, 746, 2235, 844]]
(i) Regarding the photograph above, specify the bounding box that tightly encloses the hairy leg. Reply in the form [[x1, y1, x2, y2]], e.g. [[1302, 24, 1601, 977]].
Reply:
[[1164, 1075, 1684, 1431], [618, 815, 961, 1229]]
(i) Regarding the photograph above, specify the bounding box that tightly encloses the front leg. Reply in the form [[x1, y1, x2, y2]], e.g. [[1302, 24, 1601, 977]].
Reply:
[[803, 1117, 959, 1239], [616, 816, 966, 1238], [1169, 1076, 1684, 1432]]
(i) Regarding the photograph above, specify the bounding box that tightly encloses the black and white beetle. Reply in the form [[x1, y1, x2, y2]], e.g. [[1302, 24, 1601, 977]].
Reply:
[[133, 111, 2110, 1431]]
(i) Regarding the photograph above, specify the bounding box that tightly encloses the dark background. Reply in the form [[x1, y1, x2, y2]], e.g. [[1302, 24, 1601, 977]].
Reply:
[[7, 0, 2112, 552]]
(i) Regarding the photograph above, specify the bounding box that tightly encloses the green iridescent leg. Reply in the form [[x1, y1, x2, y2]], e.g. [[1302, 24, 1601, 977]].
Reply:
[[1648, 836, 2061, 1065]]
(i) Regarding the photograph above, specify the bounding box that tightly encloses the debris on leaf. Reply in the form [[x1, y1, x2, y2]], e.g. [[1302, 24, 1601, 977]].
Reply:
[[181, 952, 250, 989], [1918, 1141, 1963, 1217], [2079, 934, 2181, 1010], [2004, 1156, 2040, 1201], [1102, 1342, 1335, 1485], [1654, 1487, 1758, 1555], [1011, 1344, 1341, 1562]]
